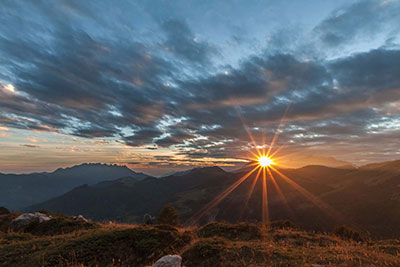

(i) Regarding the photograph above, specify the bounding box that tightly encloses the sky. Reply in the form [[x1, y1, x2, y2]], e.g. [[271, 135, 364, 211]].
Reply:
[[0, 0, 400, 176]]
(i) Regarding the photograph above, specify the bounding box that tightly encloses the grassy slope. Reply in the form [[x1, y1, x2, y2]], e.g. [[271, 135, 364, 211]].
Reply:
[[1, 214, 399, 267]]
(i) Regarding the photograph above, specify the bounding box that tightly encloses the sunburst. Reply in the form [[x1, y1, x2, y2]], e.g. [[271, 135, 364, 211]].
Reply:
[[258, 155, 274, 168], [186, 103, 346, 227]]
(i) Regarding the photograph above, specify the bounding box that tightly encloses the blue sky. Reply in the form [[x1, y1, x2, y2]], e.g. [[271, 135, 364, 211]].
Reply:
[[0, 0, 399, 175]]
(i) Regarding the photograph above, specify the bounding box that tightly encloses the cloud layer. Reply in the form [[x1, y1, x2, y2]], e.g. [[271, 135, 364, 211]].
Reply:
[[0, 0, 399, 172]]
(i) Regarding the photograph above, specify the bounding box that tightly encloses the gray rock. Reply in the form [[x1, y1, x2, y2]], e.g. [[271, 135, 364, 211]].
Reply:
[[74, 214, 89, 222], [152, 255, 182, 267], [10, 212, 52, 229]]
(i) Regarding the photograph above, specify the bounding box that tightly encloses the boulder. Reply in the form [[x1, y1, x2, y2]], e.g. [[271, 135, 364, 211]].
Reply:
[[9, 212, 52, 230], [152, 255, 182, 267], [74, 214, 89, 222]]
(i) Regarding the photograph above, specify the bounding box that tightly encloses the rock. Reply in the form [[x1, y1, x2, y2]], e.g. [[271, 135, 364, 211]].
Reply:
[[74, 214, 89, 222], [9, 212, 52, 230], [152, 255, 182, 267]]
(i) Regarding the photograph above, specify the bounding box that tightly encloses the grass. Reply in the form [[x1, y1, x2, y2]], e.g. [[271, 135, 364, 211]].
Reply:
[[0, 214, 400, 266], [196, 222, 262, 241]]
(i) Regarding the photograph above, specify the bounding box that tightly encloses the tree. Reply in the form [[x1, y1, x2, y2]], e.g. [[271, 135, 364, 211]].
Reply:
[[157, 205, 180, 226]]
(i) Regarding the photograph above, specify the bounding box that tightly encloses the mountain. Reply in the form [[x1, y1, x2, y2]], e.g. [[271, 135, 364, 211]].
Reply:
[[359, 159, 400, 172], [277, 155, 355, 169], [0, 163, 150, 210], [27, 166, 232, 221], [27, 161, 400, 238]]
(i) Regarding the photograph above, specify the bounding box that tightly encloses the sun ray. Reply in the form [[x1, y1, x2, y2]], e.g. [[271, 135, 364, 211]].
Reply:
[[248, 150, 260, 159], [236, 110, 262, 156], [266, 166, 295, 218], [186, 166, 259, 225], [261, 167, 269, 224], [240, 166, 262, 219], [269, 165, 345, 222], [269, 144, 287, 159], [244, 161, 261, 168], [262, 126, 266, 157], [266, 103, 292, 157]]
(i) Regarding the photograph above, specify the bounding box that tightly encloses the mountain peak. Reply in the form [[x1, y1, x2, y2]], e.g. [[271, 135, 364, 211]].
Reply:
[[190, 166, 226, 175], [166, 166, 227, 177], [53, 163, 130, 173]]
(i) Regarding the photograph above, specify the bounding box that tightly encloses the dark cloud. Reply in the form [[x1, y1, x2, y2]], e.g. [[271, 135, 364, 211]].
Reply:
[[123, 128, 163, 147], [330, 48, 400, 91], [314, 0, 400, 47], [21, 144, 40, 148], [155, 129, 194, 147], [161, 19, 217, 65]]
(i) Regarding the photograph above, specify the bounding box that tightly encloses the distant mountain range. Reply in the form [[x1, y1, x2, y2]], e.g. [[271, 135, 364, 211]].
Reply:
[[24, 160, 400, 238], [0, 163, 150, 210], [277, 155, 355, 169]]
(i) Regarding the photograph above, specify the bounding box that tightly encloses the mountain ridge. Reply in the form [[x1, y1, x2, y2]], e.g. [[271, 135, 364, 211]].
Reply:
[[25, 160, 400, 238], [0, 163, 151, 210]]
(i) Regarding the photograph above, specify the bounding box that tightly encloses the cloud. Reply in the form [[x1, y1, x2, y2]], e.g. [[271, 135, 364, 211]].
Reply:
[[0, 0, 400, 166], [0, 132, 11, 138], [123, 128, 163, 147], [21, 144, 40, 148], [161, 19, 217, 65], [314, 0, 400, 47]]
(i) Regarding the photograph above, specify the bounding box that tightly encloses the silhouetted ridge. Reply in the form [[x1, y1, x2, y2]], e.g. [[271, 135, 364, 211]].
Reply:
[[16, 160, 400, 238], [167, 166, 227, 177], [360, 160, 400, 172], [0, 163, 151, 210], [189, 166, 226, 175]]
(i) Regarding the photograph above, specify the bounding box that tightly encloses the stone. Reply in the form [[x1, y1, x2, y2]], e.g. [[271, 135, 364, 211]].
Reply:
[[9, 212, 52, 230], [152, 255, 182, 267], [74, 214, 89, 222]]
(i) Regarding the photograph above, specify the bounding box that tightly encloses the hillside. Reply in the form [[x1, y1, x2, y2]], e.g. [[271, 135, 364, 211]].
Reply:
[[0, 163, 150, 210], [26, 161, 400, 238], [0, 212, 399, 267], [27, 167, 232, 222]]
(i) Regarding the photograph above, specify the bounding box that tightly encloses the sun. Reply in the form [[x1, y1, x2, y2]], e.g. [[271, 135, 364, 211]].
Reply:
[[258, 155, 274, 167]]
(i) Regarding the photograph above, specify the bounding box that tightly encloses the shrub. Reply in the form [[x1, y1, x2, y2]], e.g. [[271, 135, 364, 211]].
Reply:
[[0, 212, 20, 232], [157, 205, 180, 226], [333, 225, 363, 242], [0, 207, 10, 215]]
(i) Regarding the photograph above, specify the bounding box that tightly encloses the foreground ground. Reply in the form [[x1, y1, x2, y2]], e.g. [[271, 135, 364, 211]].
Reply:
[[0, 213, 400, 266]]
